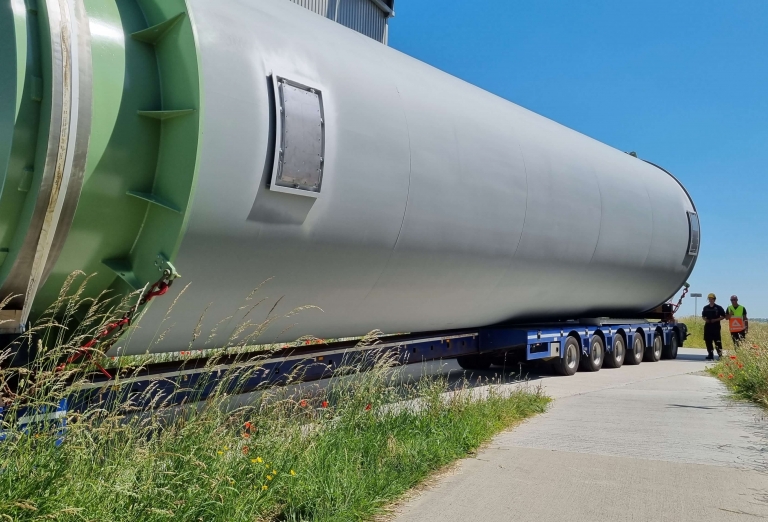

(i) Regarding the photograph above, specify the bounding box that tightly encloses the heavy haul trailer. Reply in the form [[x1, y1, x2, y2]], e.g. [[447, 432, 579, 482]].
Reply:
[[0, 318, 687, 433], [49, 314, 687, 415]]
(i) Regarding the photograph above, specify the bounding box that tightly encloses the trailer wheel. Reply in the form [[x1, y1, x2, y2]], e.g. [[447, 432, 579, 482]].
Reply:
[[553, 337, 580, 376], [662, 332, 679, 360], [604, 335, 625, 368], [625, 332, 644, 365], [579, 335, 604, 372], [457, 355, 492, 371], [644, 332, 663, 362]]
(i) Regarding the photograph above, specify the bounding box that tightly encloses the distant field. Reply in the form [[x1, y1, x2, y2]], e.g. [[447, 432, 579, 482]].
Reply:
[[677, 316, 767, 350]]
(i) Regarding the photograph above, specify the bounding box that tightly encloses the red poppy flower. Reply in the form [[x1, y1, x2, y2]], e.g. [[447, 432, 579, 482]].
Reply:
[[242, 433, 250, 439], [730, 355, 737, 360], [299, 400, 308, 408], [718, 373, 724, 378], [728, 374, 734, 379], [242, 446, 249, 455], [244, 421, 253, 432], [365, 404, 371, 411], [321, 401, 329, 408]]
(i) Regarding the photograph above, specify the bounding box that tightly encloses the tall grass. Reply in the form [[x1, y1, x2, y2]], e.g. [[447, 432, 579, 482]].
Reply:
[[677, 315, 768, 350], [0, 274, 549, 521], [710, 327, 768, 409]]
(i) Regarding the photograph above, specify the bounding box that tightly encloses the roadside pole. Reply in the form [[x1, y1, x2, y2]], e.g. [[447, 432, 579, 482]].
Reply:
[[691, 293, 702, 322]]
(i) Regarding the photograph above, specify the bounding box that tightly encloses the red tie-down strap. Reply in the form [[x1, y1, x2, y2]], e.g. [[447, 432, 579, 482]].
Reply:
[[56, 269, 178, 377]]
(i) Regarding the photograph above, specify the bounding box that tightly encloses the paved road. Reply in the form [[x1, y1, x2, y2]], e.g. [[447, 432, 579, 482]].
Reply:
[[395, 348, 768, 522]]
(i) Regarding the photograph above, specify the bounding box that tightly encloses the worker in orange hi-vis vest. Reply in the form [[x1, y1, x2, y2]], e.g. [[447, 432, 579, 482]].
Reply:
[[726, 295, 749, 344]]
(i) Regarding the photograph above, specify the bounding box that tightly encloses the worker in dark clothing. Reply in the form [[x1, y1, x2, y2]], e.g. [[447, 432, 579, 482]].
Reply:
[[702, 293, 726, 360], [726, 295, 748, 344]]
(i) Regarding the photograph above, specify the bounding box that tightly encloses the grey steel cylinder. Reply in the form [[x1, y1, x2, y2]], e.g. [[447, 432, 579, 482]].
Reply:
[[120, 0, 698, 354]]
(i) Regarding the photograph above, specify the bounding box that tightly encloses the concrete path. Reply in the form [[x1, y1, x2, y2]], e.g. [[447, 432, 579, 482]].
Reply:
[[395, 348, 768, 522]]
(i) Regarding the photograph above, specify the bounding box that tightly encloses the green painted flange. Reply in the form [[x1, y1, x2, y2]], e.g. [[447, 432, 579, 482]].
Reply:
[[0, 0, 202, 330]]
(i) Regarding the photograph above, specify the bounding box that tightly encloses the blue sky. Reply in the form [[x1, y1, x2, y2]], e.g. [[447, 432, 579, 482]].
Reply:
[[388, 0, 768, 318]]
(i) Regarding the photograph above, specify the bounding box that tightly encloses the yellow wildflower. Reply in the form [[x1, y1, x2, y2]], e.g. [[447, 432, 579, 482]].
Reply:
[[290, 470, 296, 476], [267, 475, 273, 481], [251, 459, 258, 464], [256, 457, 263, 463], [217, 451, 223, 455], [272, 470, 277, 475], [262, 485, 268, 490]]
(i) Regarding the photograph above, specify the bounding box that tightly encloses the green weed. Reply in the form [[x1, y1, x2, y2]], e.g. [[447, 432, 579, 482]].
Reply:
[[0, 274, 548, 521], [709, 327, 768, 409]]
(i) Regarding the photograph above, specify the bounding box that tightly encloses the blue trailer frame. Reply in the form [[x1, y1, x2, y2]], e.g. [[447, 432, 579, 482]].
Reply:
[[479, 322, 683, 362], [1, 320, 687, 440]]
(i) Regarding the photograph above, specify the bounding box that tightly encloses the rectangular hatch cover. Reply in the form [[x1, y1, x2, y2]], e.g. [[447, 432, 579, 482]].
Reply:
[[271, 77, 325, 196], [687, 212, 700, 256]]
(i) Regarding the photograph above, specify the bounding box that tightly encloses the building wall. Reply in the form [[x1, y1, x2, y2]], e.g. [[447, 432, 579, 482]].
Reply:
[[288, 0, 392, 43], [289, 0, 331, 17]]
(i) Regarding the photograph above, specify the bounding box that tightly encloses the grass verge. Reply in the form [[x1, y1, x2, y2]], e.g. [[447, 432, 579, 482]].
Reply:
[[709, 327, 768, 409], [1, 357, 547, 521], [1, 274, 549, 520], [678, 315, 767, 350]]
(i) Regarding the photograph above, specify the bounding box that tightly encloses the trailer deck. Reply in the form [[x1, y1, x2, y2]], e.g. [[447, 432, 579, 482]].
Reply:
[[0, 320, 687, 422]]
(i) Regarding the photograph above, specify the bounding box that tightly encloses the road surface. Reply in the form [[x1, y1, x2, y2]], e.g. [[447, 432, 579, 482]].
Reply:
[[394, 348, 768, 522]]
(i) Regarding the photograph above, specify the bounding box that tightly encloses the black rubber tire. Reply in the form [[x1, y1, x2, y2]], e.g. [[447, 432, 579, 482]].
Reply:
[[457, 354, 492, 371], [662, 333, 679, 360], [579, 335, 604, 372], [625, 332, 644, 365], [604, 334, 625, 369], [553, 337, 580, 376], [644, 332, 663, 362]]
